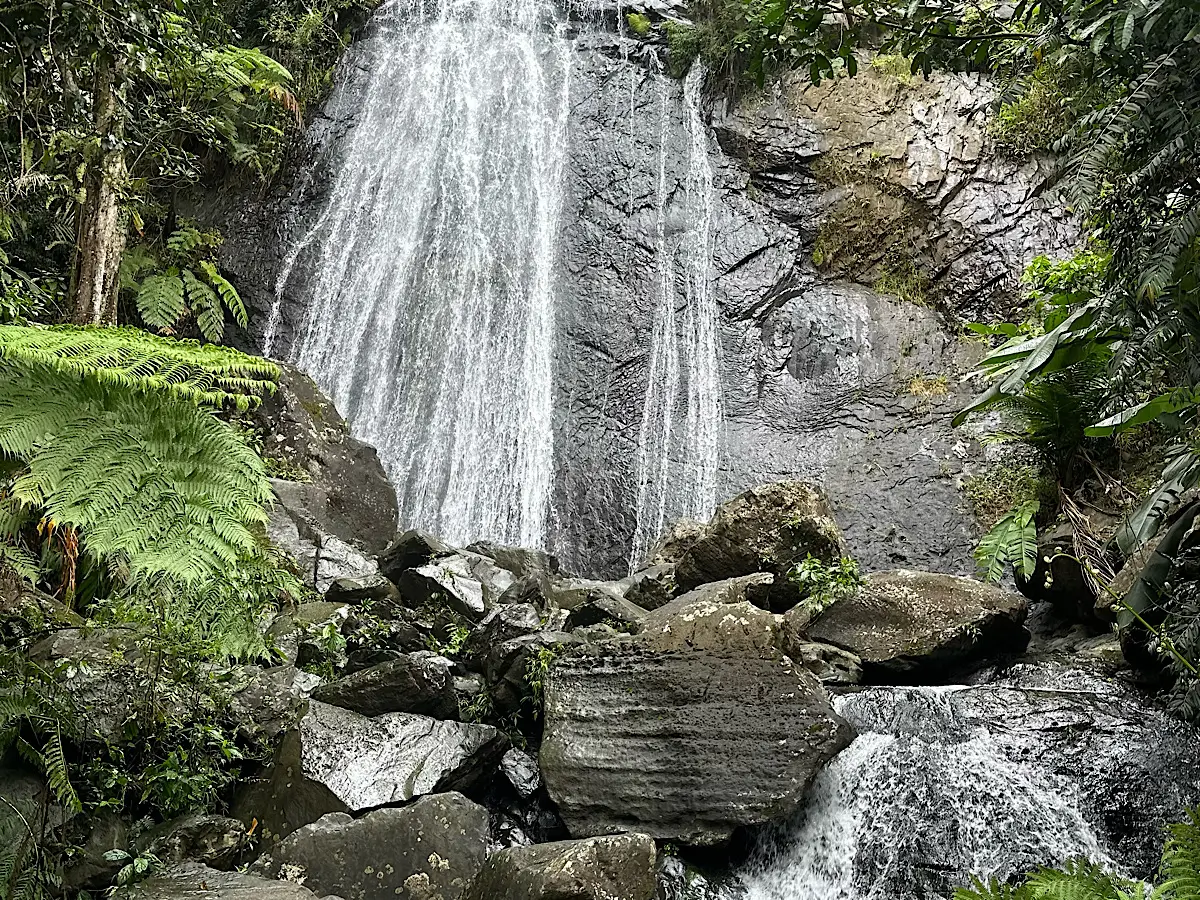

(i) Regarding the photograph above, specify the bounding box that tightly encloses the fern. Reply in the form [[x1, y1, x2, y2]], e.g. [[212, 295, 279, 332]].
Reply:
[[182, 268, 223, 342], [0, 324, 278, 410], [0, 363, 272, 583], [975, 500, 1040, 582], [166, 226, 205, 255], [1159, 809, 1200, 898], [954, 877, 1026, 900], [136, 273, 186, 331], [1023, 860, 1138, 900], [198, 260, 247, 328]]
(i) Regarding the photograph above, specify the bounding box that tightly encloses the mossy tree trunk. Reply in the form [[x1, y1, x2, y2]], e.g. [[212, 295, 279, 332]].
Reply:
[[71, 54, 126, 327]]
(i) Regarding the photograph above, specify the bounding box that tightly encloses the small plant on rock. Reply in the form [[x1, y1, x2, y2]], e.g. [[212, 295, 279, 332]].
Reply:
[[787, 555, 863, 616]]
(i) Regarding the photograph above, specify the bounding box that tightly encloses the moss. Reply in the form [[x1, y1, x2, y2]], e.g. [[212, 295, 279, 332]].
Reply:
[[664, 20, 702, 78], [870, 53, 915, 85], [962, 464, 1055, 527], [625, 12, 652, 35], [907, 374, 949, 400], [873, 262, 932, 307]]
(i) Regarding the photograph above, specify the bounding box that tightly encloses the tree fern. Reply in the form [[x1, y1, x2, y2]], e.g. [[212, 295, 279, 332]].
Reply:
[[0, 324, 278, 410], [1023, 860, 1139, 900], [0, 363, 272, 583], [975, 500, 1040, 582], [955, 876, 1028, 900], [136, 272, 186, 331], [1158, 809, 1200, 898], [182, 268, 224, 341], [198, 260, 247, 328]]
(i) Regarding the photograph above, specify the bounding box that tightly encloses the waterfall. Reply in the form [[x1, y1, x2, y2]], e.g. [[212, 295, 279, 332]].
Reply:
[[266, 0, 571, 549], [629, 65, 723, 569], [737, 686, 1114, 900]]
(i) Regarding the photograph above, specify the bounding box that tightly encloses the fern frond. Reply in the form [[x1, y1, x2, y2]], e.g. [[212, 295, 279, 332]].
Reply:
[[198, 261, 247, 329], [1159, 808, 1200, 898], [1024, 860, 1137, 900], [182, 268, 223, 342], [166, 226, 204, 255], [135, 273, 187, 332], [40, 725, 80, 813], [0, 325, 278, 410]]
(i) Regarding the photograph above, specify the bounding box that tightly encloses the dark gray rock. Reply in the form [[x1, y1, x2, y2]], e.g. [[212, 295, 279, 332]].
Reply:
[[267, 602, 350, 666], [784, 640, 863, 685], [641, 520, 706, 569], [622, 565, 676, 611], [252, 362, 397, 556], [499, 749, 542, 799], [465, 541, 560, 578], [341, 610, 429, 674], [674, 482, 846, 612], [540, 644, 855, 845], [564, 593, 647, 632], [543, 576, 629, 612], [62, 815, 128, 891], [464, 833, 657, 900], [485, 631, 584, 716], [310, 654, 458, 719], [325, 574, 401, 606], [398, 553, 515, 621], [230, 665, 322, 743], [379, 530, 455, 584], [807, 569, 1030, 676], [461, 604, 544, 670], [116, 863, 320, 900], [136, 814, 247, 870], [242, 700, 507, 841], [255, 794, 488, 900]]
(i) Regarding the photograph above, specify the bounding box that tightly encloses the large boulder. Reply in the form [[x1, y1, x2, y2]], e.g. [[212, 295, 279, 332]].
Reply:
[[116, 863, 320, 900], [539, 644, 855, 845], [640, 575, 779, 654], [806, 569, 1030, 676], [252, 362, 397, 557], [135, 814, 247, 870], [229, 666, 321, 743], [240, 701, 506, 841], [463, 833, 657, 900], [310, 653, 458, 719], [379, 530, 455, 583], [485, 632, 584, 716], [255, 793, 488, 900], [398, 553, 515, 621], [460, 603, 544, 670], [621, 564, 676, 611], [465, 541, 560, 578], [673, 482, 846, 611]]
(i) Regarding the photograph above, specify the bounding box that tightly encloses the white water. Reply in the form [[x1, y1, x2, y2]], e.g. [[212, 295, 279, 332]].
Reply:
[[738, 687, 1113, 900], [629, 65, 723, 569], [266, 0, 571, 548]]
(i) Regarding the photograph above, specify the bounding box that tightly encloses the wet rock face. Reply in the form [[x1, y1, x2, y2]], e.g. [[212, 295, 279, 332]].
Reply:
[[117, 863, 321, 900], [255, 794, 489, 900], [539, 644, 854, 845], [464, 833, 657, 900], [807, 569, 1030, 677], [244, 701, 507, 841]]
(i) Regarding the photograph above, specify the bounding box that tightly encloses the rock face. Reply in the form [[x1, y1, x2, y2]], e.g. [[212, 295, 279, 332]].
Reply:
[[244, 701, 506, 840], [464, 833, 657, 900], [807, 570, 1030, 676], [539, 644, 854, 845], [118, 863, 320, 900], [310, 654, 458, 719], [673, 483, 845, 612], [254, 362, 397, 576], [256, 794, 489, 900]]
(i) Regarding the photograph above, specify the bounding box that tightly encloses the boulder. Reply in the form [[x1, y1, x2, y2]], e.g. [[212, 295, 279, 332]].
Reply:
[[242, 701, 506, 841], [499, 749, 541, 799], [807, 569, 1030, 676], [255, 794, 488, 900], [310, 654, 458, 719], [621, 564, 676, 611], [398, 553, 516, 621], [135, 814, 247, 869], [379, 530, 455, 584], [116, 863, 320, 900], [784, 640, 863, 685], [640, 576, 779, 654], [267, 602, 351, 665], [325, 574, 401, 606], [463, 833, 657, 900], [460, 603, 544, 670], [674, 482, 846, 611], [341, 610, 428, 674], [564, 593, 647, 632], [465, 541, 560, 578], [229, 665, 322, 743], [543, 576, 629, 612], [641, 519, 706, 568], [485, 632, 584, 716], [251, 362, 397, 557], [539, 645, 855, 845]]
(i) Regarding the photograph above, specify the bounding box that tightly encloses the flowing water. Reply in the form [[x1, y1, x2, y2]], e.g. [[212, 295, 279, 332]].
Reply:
[[628, 65, 723, 569], [266, 0, 571, 548], [736, 684, 1114, 900]]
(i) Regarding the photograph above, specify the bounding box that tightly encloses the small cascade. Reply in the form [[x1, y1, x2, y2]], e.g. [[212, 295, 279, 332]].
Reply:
[[266, 0, 571, 548], [738, 686, 1114, 900], [629, 65, 723, 569]]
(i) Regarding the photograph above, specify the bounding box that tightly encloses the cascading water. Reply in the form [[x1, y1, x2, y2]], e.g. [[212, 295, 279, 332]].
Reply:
[[629, 65, 723, 569], [266, 0, 571, 548], [736, 683, 1115, 900]]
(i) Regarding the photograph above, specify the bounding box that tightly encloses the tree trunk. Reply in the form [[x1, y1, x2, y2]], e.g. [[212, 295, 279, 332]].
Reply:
[[71, 55, 126, 326]]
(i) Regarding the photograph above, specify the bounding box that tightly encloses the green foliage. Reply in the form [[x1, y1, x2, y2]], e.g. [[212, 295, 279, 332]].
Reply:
[[105, 850, 163, 889], [991, 62, 1081, 155], [664, 21, 703, 78], [425, 624, 470, 658], [870, 53, 915, 85], [962, 464, 1053, 527], [524, 645, 562, 713], [874, 263, 932, 307], [787, 555, 863, 614], [626, 12, 652, 36], [974, 500, 1040, 583]]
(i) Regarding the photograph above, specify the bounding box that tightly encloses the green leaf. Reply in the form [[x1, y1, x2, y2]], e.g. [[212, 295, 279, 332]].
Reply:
[[135, 274, 186, 331], [974, 500, 1040, 582]]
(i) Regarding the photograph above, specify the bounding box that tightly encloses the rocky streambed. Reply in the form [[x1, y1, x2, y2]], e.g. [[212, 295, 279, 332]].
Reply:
[[8, 370, 1186, 900]]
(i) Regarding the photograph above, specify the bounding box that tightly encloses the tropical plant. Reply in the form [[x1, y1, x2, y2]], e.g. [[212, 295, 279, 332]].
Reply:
[[954, 808, 1200, 900], [787, 555, 863, 614], [974, 500, 1039, 583]]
